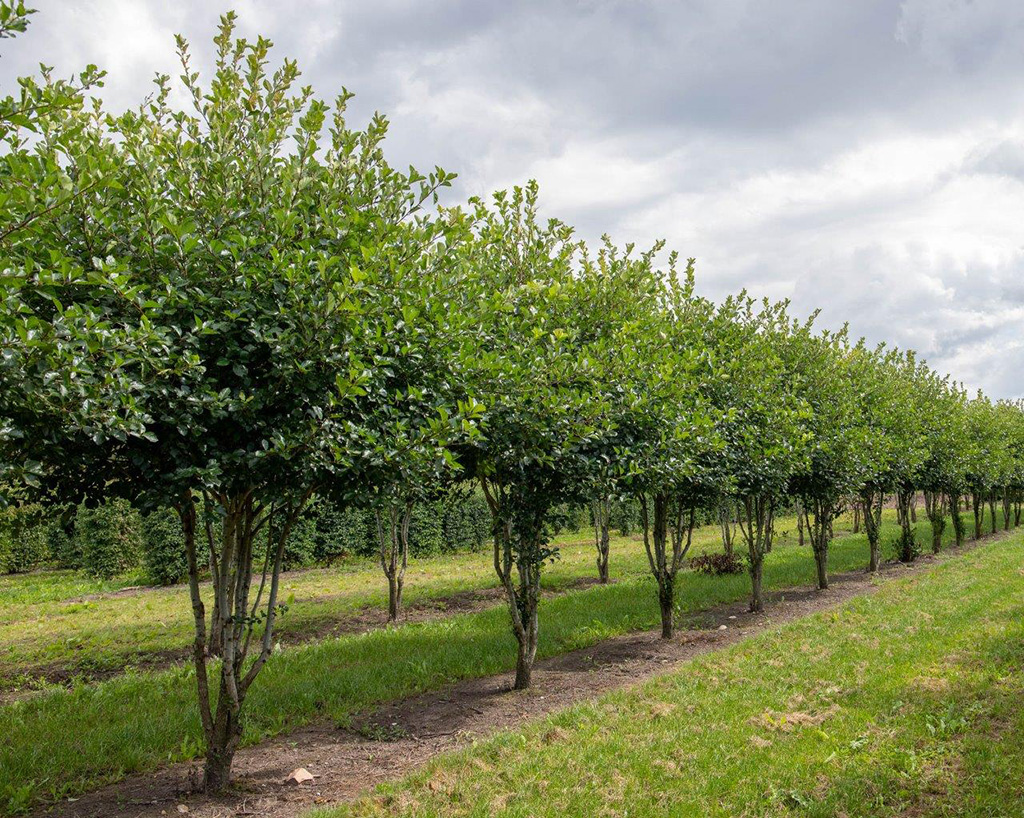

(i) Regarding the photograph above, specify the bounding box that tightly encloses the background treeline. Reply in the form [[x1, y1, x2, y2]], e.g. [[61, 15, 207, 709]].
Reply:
[[0, 490, 648, 581], [0, 488, 500, 581]]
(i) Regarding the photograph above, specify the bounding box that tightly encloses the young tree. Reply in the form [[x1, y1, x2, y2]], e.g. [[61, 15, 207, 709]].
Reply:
[[714, 296, 807, 612], [965, 395, 1001, 540], [459, 183, 620, 689], [785, 325, 867, 590], [615, 258, 722, 638], [3, 16, 457, 790]]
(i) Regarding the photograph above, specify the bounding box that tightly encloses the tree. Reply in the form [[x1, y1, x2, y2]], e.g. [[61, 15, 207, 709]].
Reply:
[[965, 395, 1002, 540], [2, 15, 457, 790], [614, 257, 722, 638], [785, 325, 867, 590], [714, 296, 807, 612], [459, 183, 624, 688]]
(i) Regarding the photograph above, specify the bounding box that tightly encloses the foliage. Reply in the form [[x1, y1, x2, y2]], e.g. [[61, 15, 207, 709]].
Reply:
[[76, 500, 142, 580], [0, 502, 48, 573], [141, 508, 188, 585]]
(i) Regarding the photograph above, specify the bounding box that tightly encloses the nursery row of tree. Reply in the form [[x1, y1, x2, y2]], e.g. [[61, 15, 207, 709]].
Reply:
[[3, 9, 1023, 792]]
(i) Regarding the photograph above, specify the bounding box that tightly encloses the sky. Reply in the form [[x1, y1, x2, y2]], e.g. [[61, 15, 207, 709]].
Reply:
[[3, 0, 1024, 398]]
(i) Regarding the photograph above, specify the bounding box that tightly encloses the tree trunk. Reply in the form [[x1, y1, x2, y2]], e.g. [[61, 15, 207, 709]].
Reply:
[[796, 499, 805, 548], [513, 585, 539, 690], [895, 488, 917, 562], [658, 574, 675, 639], [852, 502, 861, 534], [591, 497, 611, 584], [764, 504, 775, 553], [803, 498, 833, 590], [861, 488, 883, 572], [203, 681, 243, 792], [739, 494, 771, 612], [1002, 487, 1011, 531], [376, 503, 412, 624], [749, 552, 764, 612], [972, 492, 983, 539], [640, 493, 695, 640], [948, 493, 965, 547], [178, 488, 305, 792], [988, 492, 998, 535], [719, 500, 735, 558], [813, 544, 828, 589], [481, 477, 545, 691]]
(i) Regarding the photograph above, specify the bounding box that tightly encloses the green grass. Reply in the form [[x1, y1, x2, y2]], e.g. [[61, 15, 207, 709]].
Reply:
[[0, 510, 846, 689], [0, 509, 976, 814], [313, 527, 1024, 817], [0, 527, 664, 688]]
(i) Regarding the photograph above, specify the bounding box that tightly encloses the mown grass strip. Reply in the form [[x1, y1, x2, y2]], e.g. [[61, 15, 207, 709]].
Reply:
[[0, 515, 975, 813], [315, 529, 1024, 818]]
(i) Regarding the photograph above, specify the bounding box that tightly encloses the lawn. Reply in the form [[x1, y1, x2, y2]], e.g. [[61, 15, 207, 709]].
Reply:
[[0, 510, 837, 691], [0, 509, 978, 814], [315, 522, 1024, 817]]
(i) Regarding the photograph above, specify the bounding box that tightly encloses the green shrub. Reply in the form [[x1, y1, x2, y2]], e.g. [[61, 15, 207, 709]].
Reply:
[[141, 508, 188, 585], [311, 502, 374, 562], [280, 513, 319, 570], [76, 500, 142, 579], [439, 485, 491, 552], [0, 504, 50, 574], [46, 509, 80, 569], [891, 527, 920, 563], [610, 497, 640, 536]]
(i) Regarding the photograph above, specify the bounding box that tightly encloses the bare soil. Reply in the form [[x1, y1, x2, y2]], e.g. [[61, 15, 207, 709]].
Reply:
[[36, 536, 1001, 818]]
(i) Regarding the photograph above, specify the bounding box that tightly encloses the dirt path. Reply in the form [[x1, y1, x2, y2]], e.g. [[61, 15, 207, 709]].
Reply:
[[38, 537, 1003, 818]]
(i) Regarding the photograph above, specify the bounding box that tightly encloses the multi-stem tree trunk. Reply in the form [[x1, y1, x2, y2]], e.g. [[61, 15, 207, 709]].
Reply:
[[177, 488, 306, 791], [988, 490, 998, 535], [375, 502, 412, 623], [795, 498, 805, 547], [639, 493, 695, 639], [948, 492, 965, 547], [895, 487, 917, 562], [738, 494, 772, 612], [909, 493, 917, 523], [481, 477, 547, 691], [923, 490, 946, 554], [860, 487, 884, 572], [591, 496, 611, 584], [719, 500, 736, 558], [971, 491, 984, 539], [1001, 487, 1012, 531], [801, 497, 838, 590]]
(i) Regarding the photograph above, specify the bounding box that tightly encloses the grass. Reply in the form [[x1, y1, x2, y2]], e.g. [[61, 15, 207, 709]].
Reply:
[[313, 525, 1024, 817], [0, 510, 841, 689], [0, 508, 981, 814], [0, 527, 660, 688]]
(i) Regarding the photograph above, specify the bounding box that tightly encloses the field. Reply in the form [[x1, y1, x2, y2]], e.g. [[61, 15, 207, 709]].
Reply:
[[0, 507, 1012, 816], [320, 524, 1024, 818]]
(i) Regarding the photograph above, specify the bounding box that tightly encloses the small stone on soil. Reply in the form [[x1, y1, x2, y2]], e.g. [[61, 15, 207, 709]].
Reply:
[[286, 767, 315, 785]]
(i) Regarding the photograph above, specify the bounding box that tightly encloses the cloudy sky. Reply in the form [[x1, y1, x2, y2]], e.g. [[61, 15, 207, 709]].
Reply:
[[3, 1, 1024, 397]]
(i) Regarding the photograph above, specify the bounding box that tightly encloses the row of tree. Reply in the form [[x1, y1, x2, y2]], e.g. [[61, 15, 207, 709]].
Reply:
[[3, 9, 1022, 792]]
